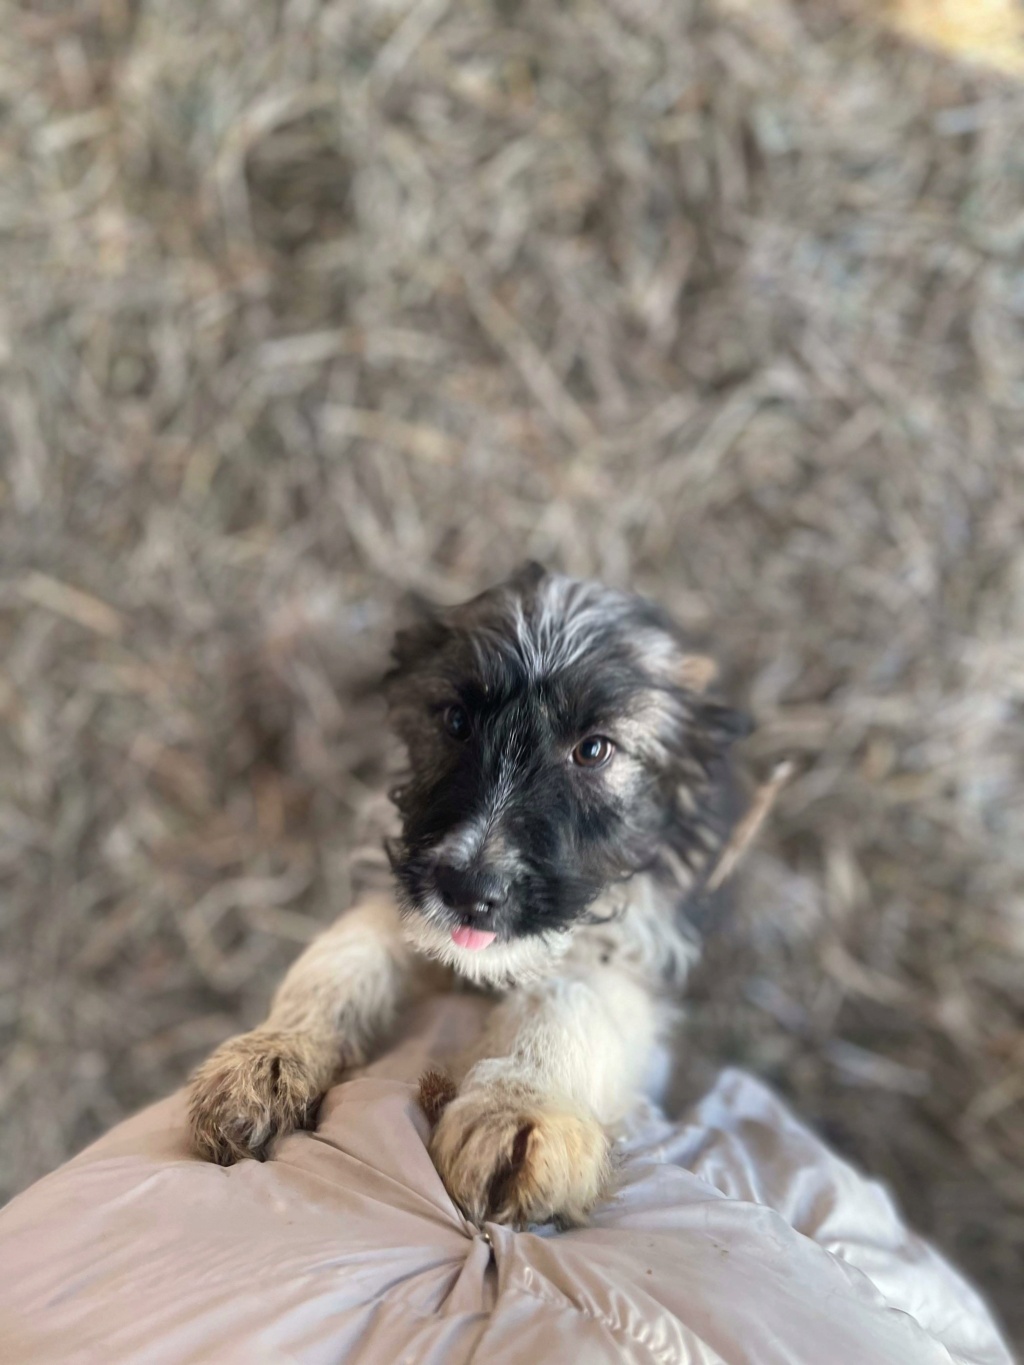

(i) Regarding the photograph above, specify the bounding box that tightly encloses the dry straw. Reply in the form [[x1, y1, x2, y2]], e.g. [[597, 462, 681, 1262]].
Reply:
[[0, 0, 1022, 1343]]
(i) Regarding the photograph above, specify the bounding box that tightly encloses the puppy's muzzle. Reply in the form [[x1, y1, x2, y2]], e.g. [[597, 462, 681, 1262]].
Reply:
[[433, 861, 510, 920]]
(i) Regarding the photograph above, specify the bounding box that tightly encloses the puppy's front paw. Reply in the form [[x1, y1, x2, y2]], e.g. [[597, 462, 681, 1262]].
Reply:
[[429, 1086, 610, 1228], [187, 1028, 332, 1165]]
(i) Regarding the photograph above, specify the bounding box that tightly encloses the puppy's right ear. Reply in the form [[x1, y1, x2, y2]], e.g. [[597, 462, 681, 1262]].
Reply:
[[694, 698, 754, 748]]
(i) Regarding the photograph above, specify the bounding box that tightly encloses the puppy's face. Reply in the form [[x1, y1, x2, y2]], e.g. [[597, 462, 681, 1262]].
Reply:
[[386, 566, 747, 974]]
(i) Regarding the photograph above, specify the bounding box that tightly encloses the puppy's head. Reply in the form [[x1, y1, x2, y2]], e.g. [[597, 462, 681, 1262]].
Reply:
[[386, 564, 749, 981]]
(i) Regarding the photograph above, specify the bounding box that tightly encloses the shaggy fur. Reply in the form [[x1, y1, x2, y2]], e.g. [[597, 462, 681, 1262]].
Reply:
[[187, 566, 749, 1224]]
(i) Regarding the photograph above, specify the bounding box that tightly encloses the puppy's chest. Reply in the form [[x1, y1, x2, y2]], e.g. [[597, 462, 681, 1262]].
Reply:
[[561, 877, 702, 989]]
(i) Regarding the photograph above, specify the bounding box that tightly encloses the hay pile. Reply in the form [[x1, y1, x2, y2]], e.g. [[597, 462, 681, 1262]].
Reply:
[[1, 0, 1022, 1341]]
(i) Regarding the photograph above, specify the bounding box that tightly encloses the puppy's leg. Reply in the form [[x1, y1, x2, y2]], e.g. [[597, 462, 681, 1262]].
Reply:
[[430, 967, 661, 1227], [188, 894, 410, 1164]]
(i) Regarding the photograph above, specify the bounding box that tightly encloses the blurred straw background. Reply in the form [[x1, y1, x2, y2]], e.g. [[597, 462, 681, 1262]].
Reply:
[[1, 0, 1022, 1343]]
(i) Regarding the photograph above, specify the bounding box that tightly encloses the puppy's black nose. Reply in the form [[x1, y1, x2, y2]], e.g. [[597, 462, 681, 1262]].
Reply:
[[434, 862, 509, 916]]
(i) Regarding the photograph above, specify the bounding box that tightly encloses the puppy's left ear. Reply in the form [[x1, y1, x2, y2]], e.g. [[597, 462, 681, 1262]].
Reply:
[[695, 698, 754, 747]]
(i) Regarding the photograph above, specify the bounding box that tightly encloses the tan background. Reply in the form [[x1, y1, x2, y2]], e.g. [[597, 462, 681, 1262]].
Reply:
[[1, 0, 1022, 1347], [886, 0, 1024, 75]]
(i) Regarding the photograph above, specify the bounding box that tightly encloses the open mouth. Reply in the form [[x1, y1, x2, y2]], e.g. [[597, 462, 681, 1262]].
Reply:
[[449, 925, 496, 951]]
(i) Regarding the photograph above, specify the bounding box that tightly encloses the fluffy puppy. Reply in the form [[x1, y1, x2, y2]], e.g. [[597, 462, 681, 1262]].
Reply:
[[188, 564, 751, 1228]]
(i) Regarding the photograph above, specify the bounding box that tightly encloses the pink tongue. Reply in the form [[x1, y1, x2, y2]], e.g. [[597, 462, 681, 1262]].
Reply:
[[450, 925, 497, 951]]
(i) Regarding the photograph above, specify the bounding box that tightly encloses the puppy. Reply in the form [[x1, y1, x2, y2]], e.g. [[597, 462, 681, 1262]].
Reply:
[[187, 564, 751, 1227]]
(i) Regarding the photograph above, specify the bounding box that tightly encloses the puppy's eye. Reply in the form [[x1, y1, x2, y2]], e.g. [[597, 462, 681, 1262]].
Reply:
[[571, 735, 615, 768], [442, 703, 470, 740]]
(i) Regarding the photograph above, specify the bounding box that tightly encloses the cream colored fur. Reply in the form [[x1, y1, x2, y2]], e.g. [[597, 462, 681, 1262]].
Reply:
[[187, 875, 691, 1223], [189, 896, 412, 1165]]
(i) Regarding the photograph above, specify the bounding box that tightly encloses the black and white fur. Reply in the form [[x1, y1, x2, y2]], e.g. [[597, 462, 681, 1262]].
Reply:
[[188, 565, 750, 1227]]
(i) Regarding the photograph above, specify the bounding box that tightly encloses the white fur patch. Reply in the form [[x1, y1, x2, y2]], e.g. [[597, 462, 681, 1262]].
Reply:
[[511, 575, 619, 677], [455, 957, 670, 1124]]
